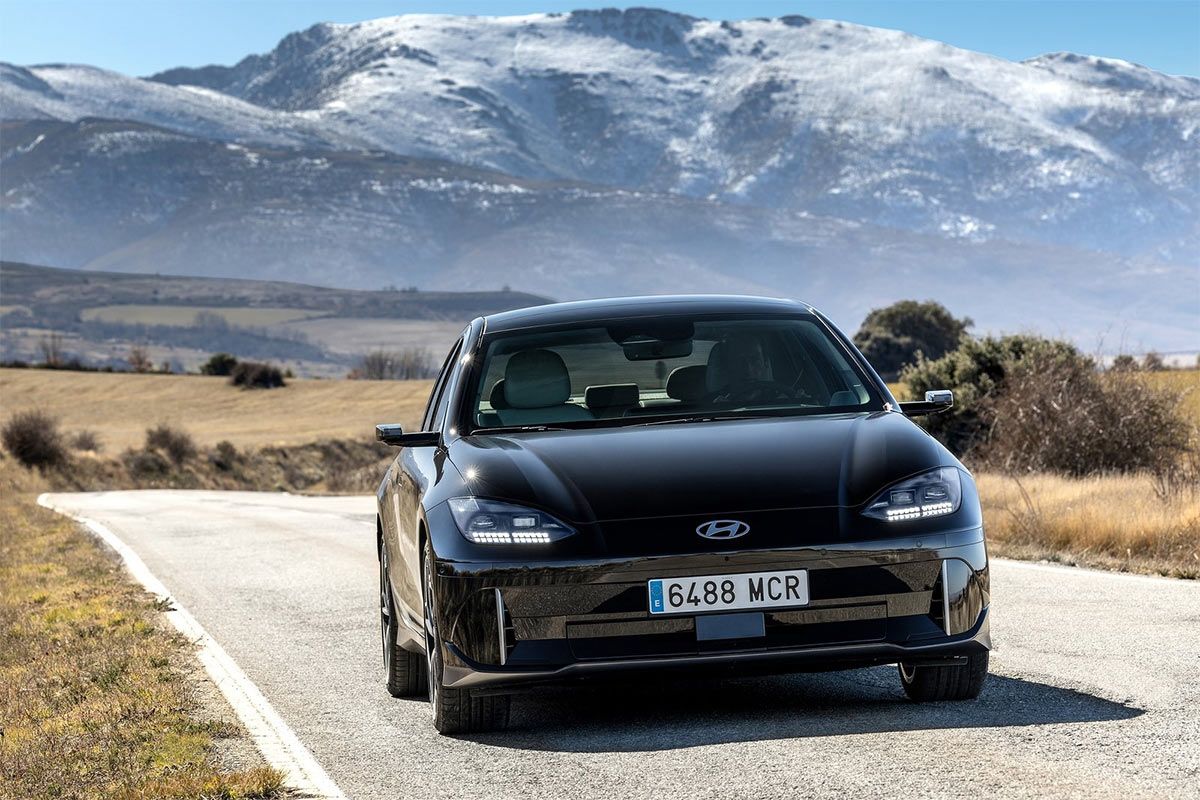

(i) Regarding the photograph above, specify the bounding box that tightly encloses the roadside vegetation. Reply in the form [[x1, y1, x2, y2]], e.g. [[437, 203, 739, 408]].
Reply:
[[865, 298, 1200, 578], [0, 459, 283, 799], [0, 367, 431, 451]]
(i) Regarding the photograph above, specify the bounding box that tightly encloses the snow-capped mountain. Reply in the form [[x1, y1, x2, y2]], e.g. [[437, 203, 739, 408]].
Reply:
[[6, 9, 1198, 256], [1, 8, 1197, 348]]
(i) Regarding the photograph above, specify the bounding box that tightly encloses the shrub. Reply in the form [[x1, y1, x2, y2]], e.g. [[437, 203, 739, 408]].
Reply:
[[230, 361, 286, 389], [211, 440, 238, 471], [201, 352, 239, 376], [69, 429, 103, 452], [351, 348, 435, 380], [145, 424, 197, 466], [901, 334, 1084, 457], [1142, 351, 1165, 371], [978, 350, 1194, 477], [230, 361, 284, 388], [854, 300, 972, 380], [123, 448, 170, 479], [1110, 354, 1139, 372], [1, 410, 68, 470]]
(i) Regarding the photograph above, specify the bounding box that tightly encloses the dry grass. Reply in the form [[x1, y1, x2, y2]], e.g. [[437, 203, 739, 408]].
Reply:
[[0, 459, 283, 799], [0, 368, 432, 450], [80, 304, 327, 326], [1143, 369, 1200, 421], [977, 471, 1200, 578]]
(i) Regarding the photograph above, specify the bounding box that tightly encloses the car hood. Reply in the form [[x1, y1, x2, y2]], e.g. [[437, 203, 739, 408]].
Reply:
[[448, 412, 954, 523]]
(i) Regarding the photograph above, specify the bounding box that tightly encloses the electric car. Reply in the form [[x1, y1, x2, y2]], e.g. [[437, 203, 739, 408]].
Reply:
[[376, 295, 989, 734]]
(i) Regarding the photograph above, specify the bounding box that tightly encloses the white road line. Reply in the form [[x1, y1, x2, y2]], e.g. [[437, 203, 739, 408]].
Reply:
[[37, 494, 347, 800]]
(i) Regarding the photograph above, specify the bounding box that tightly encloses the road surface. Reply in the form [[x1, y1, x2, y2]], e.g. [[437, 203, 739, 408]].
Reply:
[[42, 490, 1200, 799]]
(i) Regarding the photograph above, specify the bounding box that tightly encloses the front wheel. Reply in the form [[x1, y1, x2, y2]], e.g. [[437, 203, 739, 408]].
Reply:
[[381, 549, 426, 697], [898, 651, 989, 701], [422, 540, 510, 734]]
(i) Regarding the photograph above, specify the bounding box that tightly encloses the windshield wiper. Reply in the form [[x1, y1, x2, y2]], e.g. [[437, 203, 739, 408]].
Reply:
[[475, 424, 571, 434], [631, 414, 758, 427]]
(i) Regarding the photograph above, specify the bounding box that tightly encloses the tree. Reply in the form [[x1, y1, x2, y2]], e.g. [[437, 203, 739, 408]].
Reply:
[[853, 300, 972, 380], [38, 333, 65, 367], [1142, 351, 1165, 371], [128, 346, 153, 373]]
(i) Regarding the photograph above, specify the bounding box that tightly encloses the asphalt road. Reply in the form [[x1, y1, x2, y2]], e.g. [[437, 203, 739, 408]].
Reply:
[[43, 490, 1200, 799]]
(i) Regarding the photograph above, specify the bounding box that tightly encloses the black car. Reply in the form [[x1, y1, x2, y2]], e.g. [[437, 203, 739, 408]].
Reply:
[[376, 295, 990, 734]]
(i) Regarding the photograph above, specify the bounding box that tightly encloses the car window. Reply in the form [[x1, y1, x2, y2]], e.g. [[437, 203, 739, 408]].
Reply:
[[423, 339, 463, 431], [468, 316, 881, 430]]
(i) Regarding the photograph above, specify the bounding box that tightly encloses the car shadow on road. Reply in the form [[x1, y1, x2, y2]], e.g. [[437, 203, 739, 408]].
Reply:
[[472, 666, 1142, 752]]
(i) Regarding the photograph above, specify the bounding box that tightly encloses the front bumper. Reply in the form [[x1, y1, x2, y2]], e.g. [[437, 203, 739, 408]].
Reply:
[[432, 528, 990, 692]]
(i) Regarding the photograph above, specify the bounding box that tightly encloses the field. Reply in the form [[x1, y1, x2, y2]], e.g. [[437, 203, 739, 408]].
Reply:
[[1144, 369, 1200, 420], [0, 461, 282, 798], [0, 368, 432, 451], [79, 304, 329, 326], [978, 471, 1200, 578], [2, 367, 1197, 577]]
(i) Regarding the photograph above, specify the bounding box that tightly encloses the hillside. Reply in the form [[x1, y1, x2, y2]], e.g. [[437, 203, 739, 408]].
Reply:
[[1, 9, 1197, 351], [0, 261, 549, 374]]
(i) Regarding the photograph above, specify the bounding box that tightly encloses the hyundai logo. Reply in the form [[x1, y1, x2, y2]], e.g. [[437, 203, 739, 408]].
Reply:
[[696, 519, 750, 540]]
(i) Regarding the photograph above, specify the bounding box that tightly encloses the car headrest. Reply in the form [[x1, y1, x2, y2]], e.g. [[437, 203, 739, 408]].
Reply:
[[585, 383, 639, 412], [489, 379, 510, 410], [504, 349, 571, 409], [705, 342, 730, 392], [666, 365, 707, 401]]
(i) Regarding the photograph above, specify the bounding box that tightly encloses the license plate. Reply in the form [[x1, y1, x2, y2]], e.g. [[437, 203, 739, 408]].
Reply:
[[648, 569, 809, 616]]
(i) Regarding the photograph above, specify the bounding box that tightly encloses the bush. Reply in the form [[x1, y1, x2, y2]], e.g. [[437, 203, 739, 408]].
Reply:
[[978, 350, 1194, 477], [854, 300, 972, 380], [230, 361, 286, 389], [211, 440, 238, 471], [901, 334, 1087, 456], [69, 429, 103, 452], [145, 424, 197, 466], [201, 352, 239, 376], [2, 410, 68, 470], [351, 348, 435, 380], [1110, 354, 1139, 371], [123, 448, 170, 479]]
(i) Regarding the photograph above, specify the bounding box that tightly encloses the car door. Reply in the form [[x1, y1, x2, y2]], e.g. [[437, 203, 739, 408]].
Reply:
[[391, 336, 463, 626]]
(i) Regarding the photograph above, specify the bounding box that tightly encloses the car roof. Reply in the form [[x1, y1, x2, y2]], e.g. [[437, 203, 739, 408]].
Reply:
[[482, 294, 815, 333]]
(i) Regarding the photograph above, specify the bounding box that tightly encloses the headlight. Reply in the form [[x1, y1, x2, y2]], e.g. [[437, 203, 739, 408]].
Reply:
[[863, 467, 962, 522], [448, 497, 576, 544]]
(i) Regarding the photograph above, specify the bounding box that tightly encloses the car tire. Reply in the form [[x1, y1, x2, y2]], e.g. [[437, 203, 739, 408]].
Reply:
[[898, 651, 988, 701], [381, 549, 426, 697], [423, 540, 511, 735]]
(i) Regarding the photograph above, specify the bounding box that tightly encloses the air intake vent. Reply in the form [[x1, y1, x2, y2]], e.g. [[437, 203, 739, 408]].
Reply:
[[494, 588, 516, 665], [929, 562, 949, 635]]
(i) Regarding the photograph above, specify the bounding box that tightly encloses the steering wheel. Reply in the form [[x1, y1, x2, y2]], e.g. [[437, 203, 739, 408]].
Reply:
[[715, 380, 795, 405]]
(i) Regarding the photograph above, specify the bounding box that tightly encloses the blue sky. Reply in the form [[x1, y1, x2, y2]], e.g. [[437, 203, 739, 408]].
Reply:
[[1, 1, 1197, 77]]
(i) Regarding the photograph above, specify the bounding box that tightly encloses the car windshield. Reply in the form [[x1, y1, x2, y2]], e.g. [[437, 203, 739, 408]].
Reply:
[[467, 315, 883, 431]]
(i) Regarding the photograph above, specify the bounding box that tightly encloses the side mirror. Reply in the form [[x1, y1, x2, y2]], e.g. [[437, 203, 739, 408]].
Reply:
[[899, 389, 954, 417], [375, 424, 439, 447]]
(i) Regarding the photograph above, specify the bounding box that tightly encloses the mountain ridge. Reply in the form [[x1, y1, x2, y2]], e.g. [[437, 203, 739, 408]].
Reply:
[[1, 8, 1196, 351]]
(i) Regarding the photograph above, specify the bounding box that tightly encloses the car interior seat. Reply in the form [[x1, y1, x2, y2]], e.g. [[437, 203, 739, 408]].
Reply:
[[496, 349, 593, 425]]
